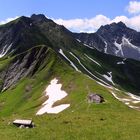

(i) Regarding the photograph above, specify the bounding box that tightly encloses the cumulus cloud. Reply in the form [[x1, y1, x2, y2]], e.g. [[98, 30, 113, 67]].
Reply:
[[54, 14, 140, 33], [0, 17, 19, 25], [126, 1, 140, 14], [54, 15, 111, 33], [53, 1, 140, 33], [0, 10, 140, 33]]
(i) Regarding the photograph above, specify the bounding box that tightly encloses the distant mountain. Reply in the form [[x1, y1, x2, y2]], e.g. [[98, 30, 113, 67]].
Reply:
[[73, 22, 140, 61], [0, 14, 140, 95]]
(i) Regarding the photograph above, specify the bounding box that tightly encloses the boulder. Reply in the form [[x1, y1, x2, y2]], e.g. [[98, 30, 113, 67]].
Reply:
[[88, 93, 104, 103]]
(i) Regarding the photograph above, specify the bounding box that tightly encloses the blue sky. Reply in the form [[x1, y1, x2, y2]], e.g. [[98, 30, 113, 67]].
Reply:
[[0, 0, 130, 20], [1, 0, 140, 32]]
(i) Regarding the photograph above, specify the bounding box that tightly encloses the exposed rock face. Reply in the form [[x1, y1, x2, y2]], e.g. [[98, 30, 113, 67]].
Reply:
[[2, 15, 140, 61], [73, 33, 105, 51], [73, 22, 140, 61], [0, 46, 49, 91], [0, 16, 50, 57], [88, 93, 104, 103]]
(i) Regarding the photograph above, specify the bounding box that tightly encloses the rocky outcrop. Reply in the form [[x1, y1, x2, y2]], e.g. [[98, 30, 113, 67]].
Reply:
[[0, 16, 50, 57], [0, 46, 49, 91], [88, 93, 104, 103], [73, 22, 140, 61]]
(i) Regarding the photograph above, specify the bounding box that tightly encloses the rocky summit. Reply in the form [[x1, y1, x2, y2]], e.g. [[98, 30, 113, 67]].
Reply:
[[73, 22, 140, 61]]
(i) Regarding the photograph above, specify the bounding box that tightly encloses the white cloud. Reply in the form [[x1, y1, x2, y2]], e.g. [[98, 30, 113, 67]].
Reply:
[[126, 1, 140, 14], [54, 14, 140, 33], [53, 1, 140, 33], [0, 13, 140, 33], [112, 15, 140, 31], [54, 15, 110, 33], [0, 1, 139, 33], [127, 14, 140, 30], [0, 17, 19, 25]]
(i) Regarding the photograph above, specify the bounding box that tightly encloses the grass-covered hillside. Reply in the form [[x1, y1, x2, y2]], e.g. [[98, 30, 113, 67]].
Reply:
[[0, 45, 139, 140]]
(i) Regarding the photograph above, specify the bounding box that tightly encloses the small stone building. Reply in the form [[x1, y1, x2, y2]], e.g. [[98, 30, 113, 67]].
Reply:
[[88, 93, 104, 103], [13, 119, 34, 128]]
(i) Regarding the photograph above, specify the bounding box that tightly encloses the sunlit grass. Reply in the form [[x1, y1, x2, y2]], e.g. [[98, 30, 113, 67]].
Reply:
[[0, 47, 139, 140]]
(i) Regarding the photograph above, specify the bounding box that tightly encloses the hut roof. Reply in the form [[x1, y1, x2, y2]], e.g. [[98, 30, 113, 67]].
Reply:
[[13, 119, 32, 125]]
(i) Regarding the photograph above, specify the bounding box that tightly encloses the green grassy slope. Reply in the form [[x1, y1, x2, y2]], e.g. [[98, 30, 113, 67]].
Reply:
[[67, 45, 140, 94], [0, 46, 139, 140]]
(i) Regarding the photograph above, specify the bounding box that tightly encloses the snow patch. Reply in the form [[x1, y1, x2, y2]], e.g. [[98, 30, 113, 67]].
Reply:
[[0, 43, 12, 58], [96, 76, 140, 110], [36, 78, 70, 115], [97, 78, 140, 110], [84, 43, 94, 49], [110, 91, 140, 110], [132, 101, 140, 104], [126, 92, 140, 101], [117, 61, 125, 64], [122, 98, 131, 101], [114, 41, 124, 56], [111, 91, 121, 100], [76, 39, 81, 42], [104, 41, 108, 53], [102, 72, 115, 85], [96, 81, 113, 90], [123, 58, 127, 61], [114, 37, 140, 57], [129, 105, 139, 109], [69, 52, 109, 86], [122, 37, 140, 52], [85, 54, 101, 67], [125, 102, 130, 105], [59, 49, 80, 72]]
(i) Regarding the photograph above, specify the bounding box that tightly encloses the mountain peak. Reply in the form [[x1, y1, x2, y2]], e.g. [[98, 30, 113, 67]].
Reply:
[[99, 21, 126, 30], [109, 21, 126, 28], [31, 14, 47, 22], [97, 21, 128, 35], [117, 21, 126, 27]]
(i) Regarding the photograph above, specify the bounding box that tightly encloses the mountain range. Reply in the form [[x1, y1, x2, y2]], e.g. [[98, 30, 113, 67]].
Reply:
[[0, 14, 140, 140], [0, 14, 140, 94], [74, 22, 140, 61]]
